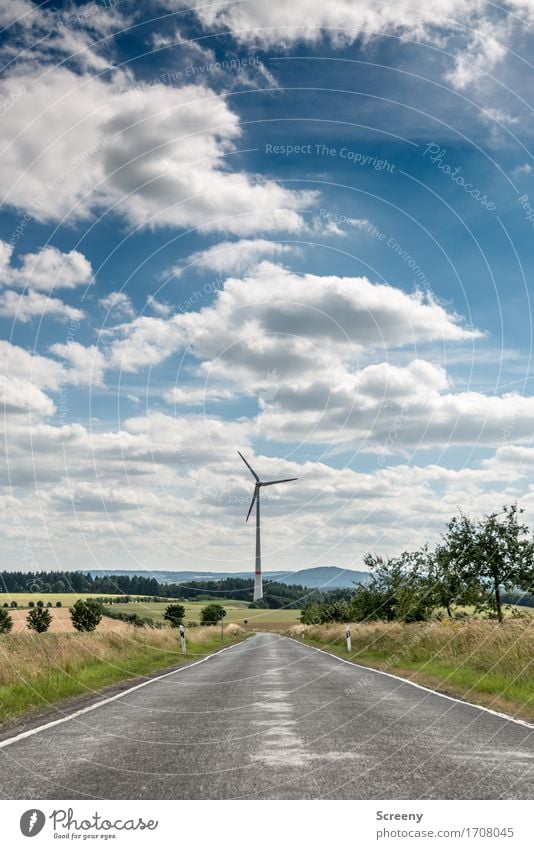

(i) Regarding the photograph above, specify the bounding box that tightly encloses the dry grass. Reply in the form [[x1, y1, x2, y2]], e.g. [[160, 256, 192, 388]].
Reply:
[[289, 619, 534, 719], [0, 623, 245, 724]]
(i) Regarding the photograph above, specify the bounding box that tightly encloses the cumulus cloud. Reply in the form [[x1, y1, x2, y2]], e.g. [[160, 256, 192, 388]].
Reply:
[[1, 243, 93, 291], [99, 291, 135, 319], [0, 66, 315, 234], [175, 238, 299, 276], [0, 289, 84, 323]]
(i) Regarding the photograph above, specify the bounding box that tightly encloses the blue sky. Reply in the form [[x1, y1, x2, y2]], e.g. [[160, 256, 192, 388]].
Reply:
[[2, 0, 534, 574]]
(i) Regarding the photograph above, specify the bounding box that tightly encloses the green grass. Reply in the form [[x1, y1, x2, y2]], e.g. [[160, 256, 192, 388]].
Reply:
[[111, 600, 302, 627], [290, 620, 534, 721], [0, 626, 247, 727]]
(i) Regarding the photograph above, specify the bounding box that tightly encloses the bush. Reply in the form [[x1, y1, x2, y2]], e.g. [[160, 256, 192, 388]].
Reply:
[[26, 607, 52, 633], [36, 600, 44, 608], [56, 601, 62, 607], [10, 600, 18, 608], [163, 604, 186, 628], [28, 601, 34, 608], [200, 603, 226, 625], [70, 599, 103, 632], [0, 608, 13, 635], [2, 603, 8, 608]]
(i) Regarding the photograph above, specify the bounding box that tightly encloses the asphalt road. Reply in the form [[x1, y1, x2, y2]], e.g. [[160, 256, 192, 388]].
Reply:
[[1, 633, 533, 799]]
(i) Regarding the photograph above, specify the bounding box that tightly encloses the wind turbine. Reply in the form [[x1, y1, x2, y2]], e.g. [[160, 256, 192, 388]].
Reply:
[[238, 451, 297, 601]]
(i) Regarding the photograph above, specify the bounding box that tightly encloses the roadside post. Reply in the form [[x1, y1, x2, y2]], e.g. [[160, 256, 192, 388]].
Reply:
[[346, 624, 351, 653], [179, 623, 186, 654], [219, 607, 226, 642]]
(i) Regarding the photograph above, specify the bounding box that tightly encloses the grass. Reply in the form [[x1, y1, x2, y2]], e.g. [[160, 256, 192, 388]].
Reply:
[[0, 623, 246, 727], [288, 619, 534, 721], [111, 600, 302, 628]]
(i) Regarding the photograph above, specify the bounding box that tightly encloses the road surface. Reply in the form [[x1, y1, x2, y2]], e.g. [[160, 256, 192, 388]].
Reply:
[[1, 633, 532, 799]]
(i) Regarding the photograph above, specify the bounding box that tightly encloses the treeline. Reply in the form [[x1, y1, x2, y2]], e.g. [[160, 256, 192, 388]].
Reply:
[[301, 504, 534, 625], [0, 571, 312, 609]]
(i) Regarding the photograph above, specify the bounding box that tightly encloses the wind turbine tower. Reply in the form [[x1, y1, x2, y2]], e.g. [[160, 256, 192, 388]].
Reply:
[[238, 451, 297, 601]]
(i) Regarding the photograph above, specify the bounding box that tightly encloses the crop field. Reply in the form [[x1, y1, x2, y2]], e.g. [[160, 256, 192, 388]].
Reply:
[[0, 592, 139, 607], [7, 607, 132, 634], [111, 600, 302, 629], [1, 595, 302, 631]]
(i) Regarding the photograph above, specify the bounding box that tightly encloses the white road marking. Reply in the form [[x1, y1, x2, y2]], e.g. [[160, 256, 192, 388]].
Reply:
[[286, 636, 534, 730], [0, 642, 243, 750]]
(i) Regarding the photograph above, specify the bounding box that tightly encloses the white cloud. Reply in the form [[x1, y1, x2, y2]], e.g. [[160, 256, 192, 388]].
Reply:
[[0, 289, 84, 323], [164, 386, 236, 405], [167, 0, 475, 48], [175, 238, 299, 276], [0, 66, 315, 234], [99, 291, 135, 319], [1, 243, 93, 291], [49, 342, 106, 388], [146, 295, 172, 316]]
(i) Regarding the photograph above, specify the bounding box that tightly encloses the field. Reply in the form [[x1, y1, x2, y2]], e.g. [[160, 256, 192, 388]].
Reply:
[[0, 623, 247, 726], [290, 619, 534, 721], [1, 596, 302, 632], [0, 592, 138, 607], [110, 600, 302, 629]]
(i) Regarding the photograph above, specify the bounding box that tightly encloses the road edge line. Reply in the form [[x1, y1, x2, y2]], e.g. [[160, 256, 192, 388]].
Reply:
[[0, 639, 245, 750], [284, 635, 534, 730]]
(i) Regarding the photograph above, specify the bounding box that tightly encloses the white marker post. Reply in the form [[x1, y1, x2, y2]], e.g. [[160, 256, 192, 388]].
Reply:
[[179, 623, 186, 655], [346, 624, 351, 653]]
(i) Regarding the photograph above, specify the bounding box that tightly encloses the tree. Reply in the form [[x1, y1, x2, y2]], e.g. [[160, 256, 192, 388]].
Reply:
[[70, 599, 103, 632], [200, 603, 225, 625], [0, 608, 13, 634], [429, 545, 479, 619], [355, 552, 434, 623], [443, 504, 534, 623], [26, 607, 52, 633], [163, 604, 186, 628]]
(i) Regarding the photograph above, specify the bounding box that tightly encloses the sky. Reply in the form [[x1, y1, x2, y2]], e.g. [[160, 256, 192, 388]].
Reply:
[[2, 0, 534, 575]]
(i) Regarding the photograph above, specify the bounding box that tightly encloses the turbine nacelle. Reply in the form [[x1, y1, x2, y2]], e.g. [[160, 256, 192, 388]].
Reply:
[[237, 451, 297, 522]]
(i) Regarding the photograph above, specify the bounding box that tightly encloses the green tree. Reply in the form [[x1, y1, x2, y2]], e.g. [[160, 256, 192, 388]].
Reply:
[[70, 599, 103, 632], [443, 504, 534, 623], [200, 603, 225, 625], [356, 551, 434, 623], [428, 544, 479, 619], [26, 606, 52, 633], [0, 608, 13, 634], [163, 604, 186, 628]]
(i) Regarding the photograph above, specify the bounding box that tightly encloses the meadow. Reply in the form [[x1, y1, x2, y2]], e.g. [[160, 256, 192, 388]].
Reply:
[[289, 619, 534, 721], [110, 600, 302, 629]]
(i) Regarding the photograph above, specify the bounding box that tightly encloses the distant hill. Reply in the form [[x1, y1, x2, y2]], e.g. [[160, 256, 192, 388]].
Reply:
[[277, 566, 370, 589], [89, 566, 370, 589]]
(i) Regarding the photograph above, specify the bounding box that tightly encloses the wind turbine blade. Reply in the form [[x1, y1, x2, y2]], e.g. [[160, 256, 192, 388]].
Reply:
[[238, 451, 259, 481], [261, 478, 298, 487], [245, 488, 258, 522]]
